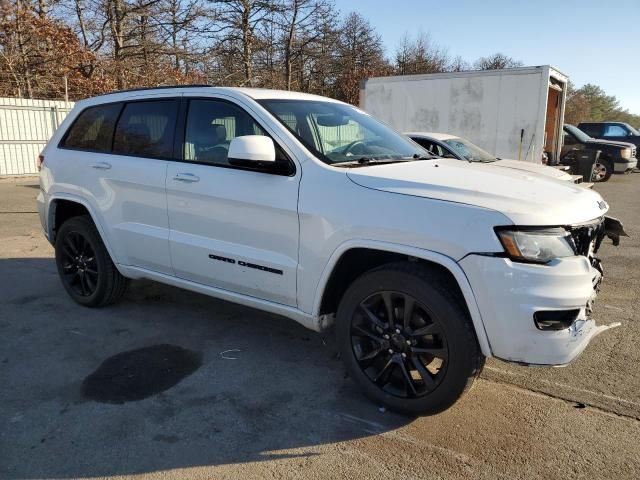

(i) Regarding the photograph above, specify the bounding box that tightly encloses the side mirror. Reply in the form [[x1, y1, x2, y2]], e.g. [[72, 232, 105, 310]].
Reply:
[[228, 135, 276, 163]]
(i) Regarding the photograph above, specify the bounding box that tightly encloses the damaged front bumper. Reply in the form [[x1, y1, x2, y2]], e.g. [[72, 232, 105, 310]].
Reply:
[[459, 215, 626, 366]]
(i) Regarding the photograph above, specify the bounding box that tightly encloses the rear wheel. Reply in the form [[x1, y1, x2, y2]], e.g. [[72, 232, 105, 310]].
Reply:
[[55, 216, 128, 307], [591, 160, 612, 182], [336, 262, 484, 415]]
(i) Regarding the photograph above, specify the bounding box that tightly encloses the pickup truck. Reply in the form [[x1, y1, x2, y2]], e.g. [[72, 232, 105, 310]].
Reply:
[[562, 125, 637, 181], [578, 122, 640, 154]]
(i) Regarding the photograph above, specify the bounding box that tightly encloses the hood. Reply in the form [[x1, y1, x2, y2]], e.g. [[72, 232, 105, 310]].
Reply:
[[493, 158, 573, 181], [586, 139, 635, 149], [346, 159, 607, 225]]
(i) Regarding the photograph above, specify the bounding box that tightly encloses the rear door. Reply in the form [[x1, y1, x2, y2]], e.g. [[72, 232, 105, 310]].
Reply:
[[56, 98, 178, 274], [578, 123, 603, 138], [166, 96, 300, 306]]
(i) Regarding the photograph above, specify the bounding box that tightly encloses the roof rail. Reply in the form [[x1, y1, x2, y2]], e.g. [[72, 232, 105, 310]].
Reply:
[[94, 84, 212, 97]]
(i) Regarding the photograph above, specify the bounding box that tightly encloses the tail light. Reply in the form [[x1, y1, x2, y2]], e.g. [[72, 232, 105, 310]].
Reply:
[[37, 154, 44, 171]]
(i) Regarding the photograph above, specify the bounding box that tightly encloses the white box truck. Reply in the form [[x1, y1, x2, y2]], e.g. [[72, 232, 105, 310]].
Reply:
[[360, 66, 568, 164]]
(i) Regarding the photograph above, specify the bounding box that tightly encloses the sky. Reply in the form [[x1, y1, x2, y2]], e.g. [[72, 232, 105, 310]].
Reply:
[[334, 0, 640, 114]]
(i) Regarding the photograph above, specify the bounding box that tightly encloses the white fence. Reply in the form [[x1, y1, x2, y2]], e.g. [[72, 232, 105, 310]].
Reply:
[[0, 97, 74, 175]]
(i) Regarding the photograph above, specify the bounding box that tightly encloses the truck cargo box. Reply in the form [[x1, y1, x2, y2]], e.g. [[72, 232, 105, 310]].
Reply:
[[360, 66, 568, 164]]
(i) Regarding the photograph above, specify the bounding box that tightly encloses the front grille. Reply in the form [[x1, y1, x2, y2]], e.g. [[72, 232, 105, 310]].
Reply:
[[568, 219, 604, 257], [632, 147, 637, 159]]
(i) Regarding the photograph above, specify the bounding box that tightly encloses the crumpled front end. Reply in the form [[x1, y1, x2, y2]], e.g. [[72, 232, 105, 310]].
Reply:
[[460, 216, 625, 366]]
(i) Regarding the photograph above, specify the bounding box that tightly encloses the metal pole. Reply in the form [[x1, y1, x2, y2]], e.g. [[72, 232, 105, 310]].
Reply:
[[64, 76, 69, 103], [50, 107, 58, 132]]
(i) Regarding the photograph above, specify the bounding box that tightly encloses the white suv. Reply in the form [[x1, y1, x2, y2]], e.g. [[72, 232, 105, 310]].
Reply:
[[37, 86, 625, 415]]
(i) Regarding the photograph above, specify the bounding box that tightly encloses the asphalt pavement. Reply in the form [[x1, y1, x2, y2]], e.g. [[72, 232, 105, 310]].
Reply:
[[1, 172, 639, 479]]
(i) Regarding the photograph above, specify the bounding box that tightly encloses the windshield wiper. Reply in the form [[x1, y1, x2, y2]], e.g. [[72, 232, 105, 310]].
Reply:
[[333, 157, 411, 167], [332, 157, 374, 167], [333, 153, 438, 167]]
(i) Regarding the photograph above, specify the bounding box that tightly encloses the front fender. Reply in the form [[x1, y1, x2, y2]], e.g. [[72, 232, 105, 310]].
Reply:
[[311, 239, 493, 357]]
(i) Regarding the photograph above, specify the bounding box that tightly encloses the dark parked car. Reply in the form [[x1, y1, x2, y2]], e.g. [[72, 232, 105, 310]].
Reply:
[[578, 122, 640, 153], [562, 125, 637, 182]]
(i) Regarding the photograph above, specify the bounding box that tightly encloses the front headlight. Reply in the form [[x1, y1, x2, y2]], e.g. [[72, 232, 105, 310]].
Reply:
[[621, 148, 632, 159], [495, 228, 575, 263]]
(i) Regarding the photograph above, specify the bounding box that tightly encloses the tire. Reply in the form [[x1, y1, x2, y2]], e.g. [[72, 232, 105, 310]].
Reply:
[[591, 159, 613, 182], [55, 215, 128, 307], [336, 262, 484, 415]]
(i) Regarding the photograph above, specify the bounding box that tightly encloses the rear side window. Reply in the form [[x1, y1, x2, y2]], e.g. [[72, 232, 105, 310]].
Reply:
[[579, 124, 601, 137], [61, 103, 121, 152], [113, 100, 179, 159]]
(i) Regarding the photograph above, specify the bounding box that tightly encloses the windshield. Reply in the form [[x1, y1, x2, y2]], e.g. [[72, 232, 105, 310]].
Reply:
[[442, 137, 496, 162], [565, 124, 592, 142], [258, 99, 429, 164]]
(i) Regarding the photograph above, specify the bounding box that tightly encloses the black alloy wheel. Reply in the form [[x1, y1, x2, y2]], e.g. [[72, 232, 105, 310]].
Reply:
[[55, 215, 128, 307], [336, 263, 484, 415], [60, 230, 99, 297], [351, 291, 448, 398]]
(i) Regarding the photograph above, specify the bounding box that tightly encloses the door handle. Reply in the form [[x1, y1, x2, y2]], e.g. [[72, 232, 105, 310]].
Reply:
[[173, 173, 200, 183], [90, 162, 111, 170]]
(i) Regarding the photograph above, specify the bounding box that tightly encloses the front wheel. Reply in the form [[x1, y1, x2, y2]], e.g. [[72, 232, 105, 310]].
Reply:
[[55, 215, 128, 307], [336, 263, 484, 415], [591, 160, 613, 182]]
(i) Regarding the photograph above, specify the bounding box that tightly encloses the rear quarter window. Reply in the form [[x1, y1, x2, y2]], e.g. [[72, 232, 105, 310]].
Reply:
[[61, 103, 122, 152]]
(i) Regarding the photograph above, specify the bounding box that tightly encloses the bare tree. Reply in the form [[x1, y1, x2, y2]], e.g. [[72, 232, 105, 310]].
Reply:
[[156, 0, 203, 71], [473, 52, 523, 70], [300, 1, 337, 95], [277, 0, 330, 90], [332, 12, 389, 104], [394, 31, 448, 75], [209, 0, 275, 85], [447, 55, 469, 72]]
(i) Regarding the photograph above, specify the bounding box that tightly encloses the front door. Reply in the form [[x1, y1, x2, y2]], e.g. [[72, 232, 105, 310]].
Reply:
[[166, 97, 300, 306]]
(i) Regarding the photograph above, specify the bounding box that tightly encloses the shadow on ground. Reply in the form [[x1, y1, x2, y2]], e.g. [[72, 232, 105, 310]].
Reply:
[[0, 258, 412, 479]]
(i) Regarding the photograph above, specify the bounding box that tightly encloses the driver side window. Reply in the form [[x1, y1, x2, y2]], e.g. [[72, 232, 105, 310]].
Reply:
[[184, 99, 266, 166], [603, 124, 628, 137], [430, 143, 447, 157]]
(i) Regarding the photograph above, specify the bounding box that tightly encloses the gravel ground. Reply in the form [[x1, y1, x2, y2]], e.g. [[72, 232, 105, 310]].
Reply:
[[1, 172, 639, 480]]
